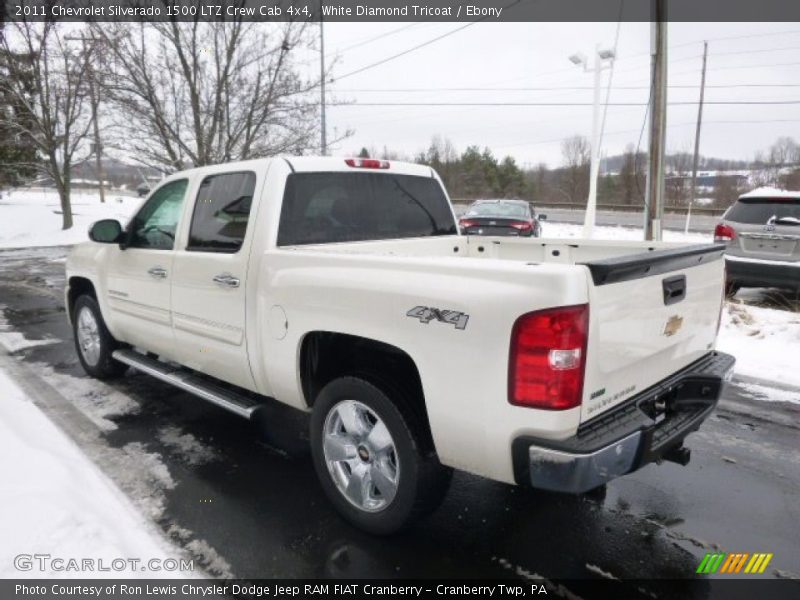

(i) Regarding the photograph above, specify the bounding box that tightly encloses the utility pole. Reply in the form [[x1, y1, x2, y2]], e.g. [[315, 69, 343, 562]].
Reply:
[[319, 10, 327, 156], [644, 0, 668, 241], [685, 41, 708, 234], [66, 34, 106, 203]]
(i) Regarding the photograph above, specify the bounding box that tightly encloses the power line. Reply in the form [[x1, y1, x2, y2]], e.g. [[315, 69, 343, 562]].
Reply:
[[332, 83, 800, 93], [335, 22, 423, 54], [491, 118, 800, 149], [333, 22, 481, 81], [333, 0, 522, 82], [338, 100, 800, 107]]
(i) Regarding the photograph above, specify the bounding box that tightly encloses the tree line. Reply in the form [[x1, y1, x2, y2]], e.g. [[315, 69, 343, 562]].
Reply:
[[360, 134, 800, 209]]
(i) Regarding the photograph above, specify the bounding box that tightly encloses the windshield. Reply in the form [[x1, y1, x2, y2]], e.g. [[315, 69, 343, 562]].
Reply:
[[466, 202, 529, 219], [277, 172, 457, 246], [726, 198, 800, 224]]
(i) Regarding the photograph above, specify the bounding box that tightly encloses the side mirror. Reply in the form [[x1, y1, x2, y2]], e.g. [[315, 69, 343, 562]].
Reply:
[[538, 214, 547, 221], [89, 219, 123, 244]]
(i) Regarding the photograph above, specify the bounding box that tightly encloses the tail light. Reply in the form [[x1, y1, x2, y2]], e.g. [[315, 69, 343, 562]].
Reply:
[[459, 219, 478, 229], [509, 304, 589, 410], [511, 221, 532, 231], [345, 158, 390, 169], [714, 223, 736, 242]]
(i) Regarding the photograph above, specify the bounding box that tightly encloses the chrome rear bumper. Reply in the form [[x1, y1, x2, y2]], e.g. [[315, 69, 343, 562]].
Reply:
[[513, 351, 735, 494]]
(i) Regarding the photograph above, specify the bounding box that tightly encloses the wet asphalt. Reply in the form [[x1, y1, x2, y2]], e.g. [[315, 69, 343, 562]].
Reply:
[[0, 246, 798, 597]]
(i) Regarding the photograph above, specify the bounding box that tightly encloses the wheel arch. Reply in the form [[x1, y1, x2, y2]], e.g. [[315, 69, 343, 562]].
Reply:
[[67, 276, 97, 322], [298, 331, 436, 454]]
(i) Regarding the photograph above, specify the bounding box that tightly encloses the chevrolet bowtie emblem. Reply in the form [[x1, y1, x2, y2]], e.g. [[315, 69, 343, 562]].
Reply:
[[663, 315, 684, 337]]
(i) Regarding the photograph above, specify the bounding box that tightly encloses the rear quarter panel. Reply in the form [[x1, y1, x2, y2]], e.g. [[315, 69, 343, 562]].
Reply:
[[254, 249, 590, 484]]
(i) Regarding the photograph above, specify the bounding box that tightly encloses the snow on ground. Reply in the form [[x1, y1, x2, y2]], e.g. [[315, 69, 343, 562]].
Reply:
[[0, 368, 187, 578], [0, 188, 142, 249], [738, 382, 800, 405], [157, 426, 220, 467], [0, 309, 58, 353], [540, 221, 711, 244], [32, 363, 141, 432], [717, 302, 800, 395]]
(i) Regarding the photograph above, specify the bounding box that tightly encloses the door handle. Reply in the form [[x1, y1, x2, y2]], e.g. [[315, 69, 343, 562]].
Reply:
[[213, 273, 240, 288], [147, 266, 168, 279]]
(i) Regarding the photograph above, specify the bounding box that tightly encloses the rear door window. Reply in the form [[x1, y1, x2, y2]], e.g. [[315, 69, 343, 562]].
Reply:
[[726, 198, 800, 224], [188, 172, 256, 253], [277, 172, 456, 246]]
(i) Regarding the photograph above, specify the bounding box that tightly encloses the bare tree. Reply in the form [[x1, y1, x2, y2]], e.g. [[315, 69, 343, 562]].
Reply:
[[92, 20, 326, 171], [560, 135, 590, 203], [0, 22, 93, 229], [666, 147, 693, 205]]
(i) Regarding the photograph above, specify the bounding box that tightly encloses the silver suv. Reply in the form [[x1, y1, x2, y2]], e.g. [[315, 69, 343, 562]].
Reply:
[[715, 189, 800, 294]]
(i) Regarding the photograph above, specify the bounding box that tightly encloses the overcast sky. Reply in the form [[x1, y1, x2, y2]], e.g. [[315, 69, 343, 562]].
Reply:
[[299, 21, 800, 168]]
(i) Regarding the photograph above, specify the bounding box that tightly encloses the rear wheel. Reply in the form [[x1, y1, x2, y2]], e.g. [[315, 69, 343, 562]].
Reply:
[[72, 295, 127, 379], [310, 376, 451, 534]]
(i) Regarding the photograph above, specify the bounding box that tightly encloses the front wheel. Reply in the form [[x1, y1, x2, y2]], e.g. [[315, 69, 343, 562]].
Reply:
[[310, 377, 451, 534], [72, 295, 127, 379]]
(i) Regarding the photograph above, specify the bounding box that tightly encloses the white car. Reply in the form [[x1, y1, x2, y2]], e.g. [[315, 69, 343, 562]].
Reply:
[[66, 157, 734, 534]]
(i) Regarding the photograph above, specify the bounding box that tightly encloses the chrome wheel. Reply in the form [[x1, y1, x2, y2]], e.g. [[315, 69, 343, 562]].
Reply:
[[76, 306, 101, 367], [322, 399, 400, 513]]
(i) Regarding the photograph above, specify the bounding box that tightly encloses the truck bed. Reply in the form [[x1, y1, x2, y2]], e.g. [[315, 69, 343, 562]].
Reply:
[[276, 234, 726, 425]]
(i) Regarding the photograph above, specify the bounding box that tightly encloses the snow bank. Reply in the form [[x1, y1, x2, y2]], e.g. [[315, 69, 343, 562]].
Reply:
[[717, 302, 800, 392], [0, 368, 186, 578], [0, 189, 141, 249], [541, 221, 709, 244]]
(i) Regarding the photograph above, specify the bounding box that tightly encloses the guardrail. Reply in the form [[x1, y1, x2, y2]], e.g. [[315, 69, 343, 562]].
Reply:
[[450, 200, 727, 216]]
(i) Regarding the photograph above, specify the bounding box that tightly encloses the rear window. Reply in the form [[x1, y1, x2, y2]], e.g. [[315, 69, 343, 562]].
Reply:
[[277, 172, 457, 246], [467, 202, 529, 218], [188, 171, 256, 252], [726, 198, 800, 224]]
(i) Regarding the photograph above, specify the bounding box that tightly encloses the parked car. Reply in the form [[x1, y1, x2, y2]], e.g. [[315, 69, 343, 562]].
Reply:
[[459, 199, 545, 237], [714, 188, 800, 294], [66, 157, 733, 534], [136, 183, 151, 197]]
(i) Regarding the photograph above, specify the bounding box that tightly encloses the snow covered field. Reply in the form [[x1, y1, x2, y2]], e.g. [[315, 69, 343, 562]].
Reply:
[[0, 368, 189, 578], [0, 189, 142, 249]]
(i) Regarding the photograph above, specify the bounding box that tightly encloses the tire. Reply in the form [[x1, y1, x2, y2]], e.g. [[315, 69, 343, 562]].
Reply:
[[310, 376, 451, 535], [72, 295, 127, 380]]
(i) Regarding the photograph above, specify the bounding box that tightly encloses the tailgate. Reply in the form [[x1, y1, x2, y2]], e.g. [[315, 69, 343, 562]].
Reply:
[[579, 244, 726, 423]]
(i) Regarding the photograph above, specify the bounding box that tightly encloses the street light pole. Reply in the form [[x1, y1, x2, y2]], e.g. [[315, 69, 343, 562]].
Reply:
[[569, 46, 615, 238], [585, 46, 604, 238]]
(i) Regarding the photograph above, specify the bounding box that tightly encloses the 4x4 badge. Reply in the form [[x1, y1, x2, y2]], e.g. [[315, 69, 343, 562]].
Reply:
[[407, 306, 469, 330]]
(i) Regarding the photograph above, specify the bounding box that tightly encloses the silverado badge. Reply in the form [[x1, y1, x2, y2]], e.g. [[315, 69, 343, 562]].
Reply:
[[663, 315, 684, 337]]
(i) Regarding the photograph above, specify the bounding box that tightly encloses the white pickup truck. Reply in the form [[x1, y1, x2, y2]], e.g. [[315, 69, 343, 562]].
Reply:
[[66, 157, 734, 534]]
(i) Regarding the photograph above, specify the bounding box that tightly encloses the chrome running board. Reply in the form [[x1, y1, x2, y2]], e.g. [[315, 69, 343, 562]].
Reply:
[[112, 349, 260, 419]]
